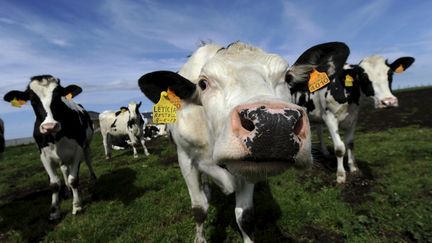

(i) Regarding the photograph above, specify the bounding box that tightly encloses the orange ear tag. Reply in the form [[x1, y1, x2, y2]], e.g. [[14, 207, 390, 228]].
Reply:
[[395, 65, 405, 73], [308, 69, 331, 92], [345, 74, 354, 87], [65, 93, 73, 100], [152, 91, 177, 124], [11, 98, 26, 108], [167, 88, 181, 109]]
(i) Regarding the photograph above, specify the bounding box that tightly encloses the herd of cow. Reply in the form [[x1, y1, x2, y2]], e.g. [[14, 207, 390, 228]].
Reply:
[[1, 41, 414, 242]]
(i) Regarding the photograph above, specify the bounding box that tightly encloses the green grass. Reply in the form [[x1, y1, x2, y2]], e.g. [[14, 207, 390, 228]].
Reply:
[[0, 126, 431, 242]]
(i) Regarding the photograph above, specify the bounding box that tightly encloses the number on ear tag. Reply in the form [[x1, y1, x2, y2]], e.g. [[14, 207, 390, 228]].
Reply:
[[308, 69, 330, 92], [152, 91, 177, 124]]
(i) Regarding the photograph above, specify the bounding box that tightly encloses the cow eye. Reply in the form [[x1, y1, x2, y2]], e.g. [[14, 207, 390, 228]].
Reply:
[[198, 79, 208, 90]]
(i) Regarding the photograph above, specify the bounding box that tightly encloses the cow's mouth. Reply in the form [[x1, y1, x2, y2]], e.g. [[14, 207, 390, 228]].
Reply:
[[222, 159, 295, 182]]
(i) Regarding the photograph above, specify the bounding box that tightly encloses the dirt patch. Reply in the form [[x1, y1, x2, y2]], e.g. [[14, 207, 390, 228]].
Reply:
[[298, 146, 376, 204], [297, 225, 345, 243], [358, 88, 432, 132]]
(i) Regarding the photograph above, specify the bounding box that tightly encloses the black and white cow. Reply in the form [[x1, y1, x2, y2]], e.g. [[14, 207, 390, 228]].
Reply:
[[144, 125, 159, 140], [3, 75, 97, 220], [99, 102, 149, 159], [0, 118, 4, 160], [138, 42, 348, 242], [290, 47, 415, 183]]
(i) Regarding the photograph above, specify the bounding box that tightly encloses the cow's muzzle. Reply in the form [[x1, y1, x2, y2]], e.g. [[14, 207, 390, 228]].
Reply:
[[232, 103, 308, 161], [40, 122, 61, 134]]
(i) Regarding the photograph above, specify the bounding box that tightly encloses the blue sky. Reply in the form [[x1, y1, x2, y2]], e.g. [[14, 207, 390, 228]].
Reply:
[[1, 0, 431, 139]]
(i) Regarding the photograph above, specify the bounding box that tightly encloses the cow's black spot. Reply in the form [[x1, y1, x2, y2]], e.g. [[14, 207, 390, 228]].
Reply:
[[69, 177, 79, 189], [50, 182, 60, 193], [191, 206, 207, 224], [328, 78, 347, 104], [239, 208, 255, 241], [347, 141, 354, 150], [335, 149, 344, 157]]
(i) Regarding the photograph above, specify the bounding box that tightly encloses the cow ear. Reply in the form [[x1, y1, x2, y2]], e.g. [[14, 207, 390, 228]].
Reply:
[[4, 90, 29, 107], [62, 85, 83, 99], [137, 101, 142, 108], [389, 57, 415, 73], [138, 71, 197, 104], [286, 42, 350, 85]]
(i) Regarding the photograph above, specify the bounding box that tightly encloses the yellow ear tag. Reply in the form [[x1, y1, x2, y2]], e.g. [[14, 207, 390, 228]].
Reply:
[[167, 88, 181, 109], [345, 74, 354, 87], [65, 93, 73, 100], [152, 91, 177, 124], [395, 64, 405, 73], [308, 69, 331, 92], [121, 108, 127, 113], [11, 98, 26, 108]]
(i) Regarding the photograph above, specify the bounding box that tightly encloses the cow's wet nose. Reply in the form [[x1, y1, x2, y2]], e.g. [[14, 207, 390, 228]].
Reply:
[[40, 122, 61, 134], [232, 104, 307, 160], [381, 97, 399, 108]]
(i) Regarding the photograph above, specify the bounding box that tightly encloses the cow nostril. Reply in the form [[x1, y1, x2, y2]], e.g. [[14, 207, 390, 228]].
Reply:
[[240, 115, 255, 132], [293, 113, 304, 137]]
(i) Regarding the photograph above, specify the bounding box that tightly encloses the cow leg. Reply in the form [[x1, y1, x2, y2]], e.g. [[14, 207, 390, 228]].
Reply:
[[40, 155, 61, 220], [197, 161, 237, 195], [101, 132, 112, 160], [127, 134, 140, 158], [323, 113, 346, 183], [235, 180, 255, 243], [344, 124, 358, 173], [68, 156, 82, 215], [60, 164, 72, 198], [84, 146, 97, 183], [178, 150, 209, 243], [317, 124, 330, 156], [140, 136, 150, 156]]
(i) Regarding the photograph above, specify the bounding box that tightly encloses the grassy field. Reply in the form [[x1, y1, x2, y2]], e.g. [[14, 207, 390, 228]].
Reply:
[[0, 89, 431, 242]]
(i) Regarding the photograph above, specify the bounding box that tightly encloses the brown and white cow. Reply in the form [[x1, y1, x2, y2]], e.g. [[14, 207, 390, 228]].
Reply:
[[138, 42, 348, 242], [290, 48, 414, 183], [3, 75, 96, 220]]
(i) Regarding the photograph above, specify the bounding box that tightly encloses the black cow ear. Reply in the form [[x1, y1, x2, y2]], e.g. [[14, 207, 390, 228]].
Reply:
[[389, 57, 415, 73], [286, 42, 350, 85], [138, 71, 198, 104], [63, 85, 83, 98], [4, 90, 29, 107], [4, 90, 29, 102], [137, 101, 142, 108]]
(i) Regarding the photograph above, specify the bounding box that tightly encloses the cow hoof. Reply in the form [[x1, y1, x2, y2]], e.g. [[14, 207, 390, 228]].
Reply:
[[194, 236, 207, 243], [49, 211, 61, 221], [349, 165, 359, 173], [105, 156, 111, 160], [72, 205, 83, 215], [336, 172, 346, 184], [133, 154, 139, 159], [89, 175, 97, 184]]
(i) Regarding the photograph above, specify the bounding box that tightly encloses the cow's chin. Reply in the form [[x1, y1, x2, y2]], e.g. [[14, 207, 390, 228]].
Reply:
[[222, 160, 294, 183]]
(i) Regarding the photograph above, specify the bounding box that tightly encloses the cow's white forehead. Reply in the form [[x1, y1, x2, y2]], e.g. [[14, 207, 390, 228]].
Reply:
[[29, 78, 59, 98], [359, 55, 390, 80], [210, 42, 288, 77]]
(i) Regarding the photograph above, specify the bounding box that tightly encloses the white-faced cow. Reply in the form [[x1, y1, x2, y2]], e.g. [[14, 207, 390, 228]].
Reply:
[[138, 42, 348, 243], [0, 118, 4, 160], [99, 102, 149, 159], [3, 75, 96, 220], [290, 48, 415, 183]]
